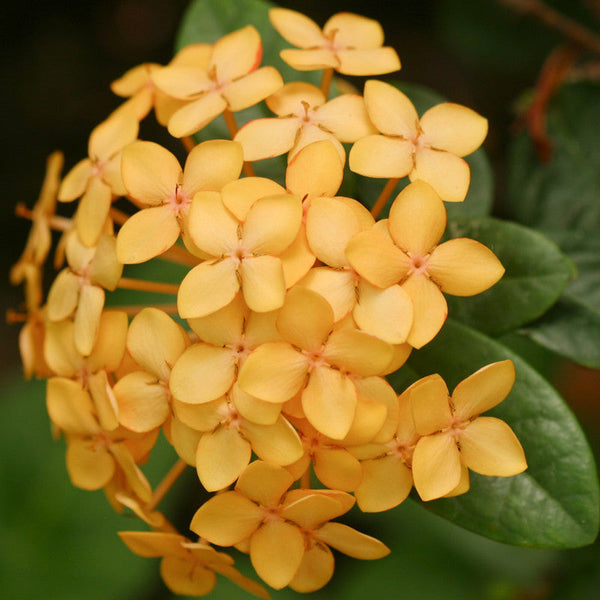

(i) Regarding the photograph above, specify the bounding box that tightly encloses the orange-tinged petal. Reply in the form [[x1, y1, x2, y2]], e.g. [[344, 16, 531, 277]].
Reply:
[[211, 26, 261, 82], [127, 307, 189, 381], [315, 522, 390, 559], [222, 66, 283, 111], [345, 379, 393, 445], [314, 447, 362, 491], [88, 111, 138, 161], [102, 152, 128, 196], [250, 520, 305, 590], [222, 177, 286, 221], [411, 147, 470, 203], [412, 432, 461, 501], [345, 229, 410, 289], [355, 456, 413, 512], [244, 416, 303, 466], [298, 267, 355, 322], [231, 384, 282, 426], [188, 191, 238, 256], [291, 125, 344, 163], [269, 8, 324, 48], [170, 344, 236, 404], [266, 81, 325, 116], [281, 492, 348, 528], [364, 80, 418, 137], [161, 556, 216, 597], [88, 370, 119, 431], [172, 398, 224, 432], [286, 140, 343, 198], [354, 281, 413, 344], [66, 438, 115, 490], [235, 460, 294, 507], [337, 47, 401, 75], [167, 92, 228, 138], [46, 269, 79, 321], [234, 117, 299, 161], [177, 259, 239, 319], [114, 371, 170, 432], [428, 238, 505, 296], [121, 140, 181, 205], [277, 286, 333, 351], [74, 283, 104, 356], [118, 530, 188, 558], [316, 94, 376, 142], [244, 306, 282, 346], [196, 426, 252, 491], [388, 180, 446, 255], [46, 377, 99, 434], [110, 442, 153, 502], [190, 491, 263, 546], [150, 65, 212, 99], [243, 193, 302, 255], [58, 158, 93, 201], [403, 274, 448, 349], [168, 415, 202, 465], [279, 48, 338, 71], [183, 139, 243, 196], [74, 177, 112, 247], [280, 228, 316, 288], [453, 360, 516, 420], [459, 416, 527, 476], [302, 366, 357, 440], [240, 255, 286, 312], [420, 103, 488, 157], [410, 373, 452, 435], [324, 328, 392, 376], [43, 320, 80, 377], [238, 342, 309, 403], [289, 542, 334, 593], [324, 12, 384, 48]]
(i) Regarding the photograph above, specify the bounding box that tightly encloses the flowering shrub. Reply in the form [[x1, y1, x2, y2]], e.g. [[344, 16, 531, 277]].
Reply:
[[9, 0, 599, 597]]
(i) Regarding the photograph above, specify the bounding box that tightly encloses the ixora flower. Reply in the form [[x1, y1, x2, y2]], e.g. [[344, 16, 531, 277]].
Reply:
[[410, 361, 527, 501], [350, 80, 488, 202], [269, 8, 401, 75], [346, 180, 504, 348]]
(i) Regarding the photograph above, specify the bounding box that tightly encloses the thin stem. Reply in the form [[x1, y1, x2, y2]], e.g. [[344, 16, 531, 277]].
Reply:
[[109, 207, 130, 227], [15, 204, 71, 232], [117, 277, 180, 295], [497, 0, 600, 55], [181, 136, 196, 153], [320, 67, 334, 98], [146, 459, 188, 512], [300, 466, 311, 489], [158, 244, 202, 267], [6, 310, 28, 323], [223, 109, 255, 176], [371, 178, 400, 219]]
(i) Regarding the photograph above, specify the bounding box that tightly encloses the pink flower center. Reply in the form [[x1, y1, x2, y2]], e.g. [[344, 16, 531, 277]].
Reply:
[[409, 254, 429, 275], [167, 185, 191, 214]]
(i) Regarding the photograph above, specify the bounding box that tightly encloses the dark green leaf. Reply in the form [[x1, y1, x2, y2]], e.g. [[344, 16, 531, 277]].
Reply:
[[404, 319, 599, 549], [444, 217, 574, 335]]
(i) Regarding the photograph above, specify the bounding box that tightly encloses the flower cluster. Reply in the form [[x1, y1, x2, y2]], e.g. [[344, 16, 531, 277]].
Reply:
[[10, 6, 527, 597]]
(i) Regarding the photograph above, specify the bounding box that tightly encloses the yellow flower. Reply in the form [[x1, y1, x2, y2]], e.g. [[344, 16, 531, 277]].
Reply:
[[350, 80, 488, 202], [269, 8, 401, 75], [234, 81, 376, 163], [151, 26, 283, 137], [119, 531, 269, 598], [116, 139, 244, 264], [58, 110, 139, 246], [410, 360, 527, 501], [346, 180, 505, 348]]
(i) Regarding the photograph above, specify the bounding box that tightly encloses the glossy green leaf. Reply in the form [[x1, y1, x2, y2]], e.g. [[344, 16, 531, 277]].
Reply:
[[444, 217, 575, 335], [521, 231, 600, 368], [507, 83, 600, 234], [405, 319, 599, 549]]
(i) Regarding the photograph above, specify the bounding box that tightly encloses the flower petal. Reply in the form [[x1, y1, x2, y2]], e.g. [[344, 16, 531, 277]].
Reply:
[[74, 283, 105, 356], [211, 26, 262, 82], [187, 294, 245, 346], [286, 140, 343, 198], [324, 328, 392, 376], [412, 147, 470, 203], [243, 416, 304, 466], [88, 111, 138, 161], [167, 93, 228, 138], [336, 47, 401, 75], [316, 94, 376, 141], [364, 80, 418, 137], [355, 456, 413, 512], [236, 460, 294, 507], [266, 81, 325, 115], [46, 269, 79, 321], [234, 117, 299, 161], [161, 556, 216, 597], [269, 8, 324, 48], [240, 255, 287, 313], [323, 12, 384, 48], [298, 267, 355, 322], [314, 448, 362, 491], [289, 542, 334, 593], [409, 373, 452, 436], [66, 438, 115, 490], [58, 159, 92, 202], [46, 377, 99, 434], [315, 522, 390, 559], [74, 177, 112, 247], [222, 66, 283, 111], [222, 177, 287, 221]]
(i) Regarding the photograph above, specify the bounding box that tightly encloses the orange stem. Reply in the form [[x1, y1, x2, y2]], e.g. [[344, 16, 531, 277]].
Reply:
[[146, 459, 188, 512], [181, 136, 196, 153], [223, 109, 255, 176], [300, 466, 311, 489], [117, 277, 179, 295], [371, 178, 400, 219], [158, 244, 202, 266], [15, 204, 71, 231], [320, 67, 334, 98], [6, 310, 28, 324]]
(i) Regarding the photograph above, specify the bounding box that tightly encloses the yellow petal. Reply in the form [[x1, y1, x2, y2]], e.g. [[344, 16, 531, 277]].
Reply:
[[286, 140, 343, 198], [354, 281, 413, 344], [87, 310, 127, 372], [323, 12, 384, 48], [269, 8, 324, 48], [58, 158, 92, 201], [88, 370, 119, 431], [231, 384, 282, 426], [160, 556, 216, 597], [279, 48, 338, 71], [170, 344, 236, 404], [46, 269, 79, 321], [355, 456, 413, 512], [196, 426, 252, 491], [364, 79, 418, 137], [403, 274, 448, 349], [336, 47, 401, 76], [151, 65, 212, 99], [243, 416, 304, 466], [315, 522, 390, 559], [266, 81, 325, 115], [453, 360, 516, 420], [118, 530, 188, 558], [281, 491, 348, 527], [190, 491, 263, 546], [428, 238, 505, 296], [412, 432, 461, 501], [234, 117, 299, 161], [235, 460, 294, 507], [46, 377, 99, 434], [276, 286, 333, 351], [74, 178, 112, 247], [167, 415, 201, 465], [222, 66, 283, 111], [412, 147, 470, 203], [74, 283, 105, 356], [238, 342, 308, 403], [167, 92, 228, 138], [316, 94, 376, 141], [177, 259, 239, 319], [409, 373, 452, 435], [459, 416, 527, 476], [420, 103, 488, 157], [388, 180, 446, 255], [211, 25, 261, 82], [88, 111, 138, 161], [172, 398, 224, 432], [291, 125, 344, 163], [113, 371, 170, 432], [345, 229, 410, 289], [187, 294, 245, 346], [324, 328, 393, 376], [66, 438, 115, 490], [298, 267, 356, 322], [289, 542, 334, 593], [89, 234, 123, 290], [240, 255, 287, 312], [280, 228, 316, 288], [43, 320, 80, 377], [314, 448, 362, 491], [127, 307, 189, 381], [121, 141, 181, 205], [222, 177, 286, 221], [302, 366, 357, 440], [250, 521, 305, 589]]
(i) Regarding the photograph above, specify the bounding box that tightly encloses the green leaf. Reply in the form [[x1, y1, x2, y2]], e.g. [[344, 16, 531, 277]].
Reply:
[[444, 217, 574, 335], [521, 231, 600, 368], [405, 319, 599, 549], [356, 81, 493, 218], [506, 82, 600, 234]]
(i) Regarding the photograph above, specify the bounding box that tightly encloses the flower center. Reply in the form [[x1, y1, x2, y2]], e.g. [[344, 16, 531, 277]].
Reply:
[[409, 254, 429, 275], [167, 185, 191, 214]]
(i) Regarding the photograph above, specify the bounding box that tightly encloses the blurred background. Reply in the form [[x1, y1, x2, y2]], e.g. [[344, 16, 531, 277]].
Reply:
[[2, 0, 600, 598]]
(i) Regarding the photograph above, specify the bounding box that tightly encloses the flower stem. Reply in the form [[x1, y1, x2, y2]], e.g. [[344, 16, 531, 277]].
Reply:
[[181, 136, 196, 153], [117, 277, 180, 294], [371, 178, 400, 219], [146, 459, 188, 512], [158, 244, 202, 266], [320, 67, 334, 98], [15, 204, 71, 231], [300, 466, 311, 489], [107, 303, 179, 316]]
